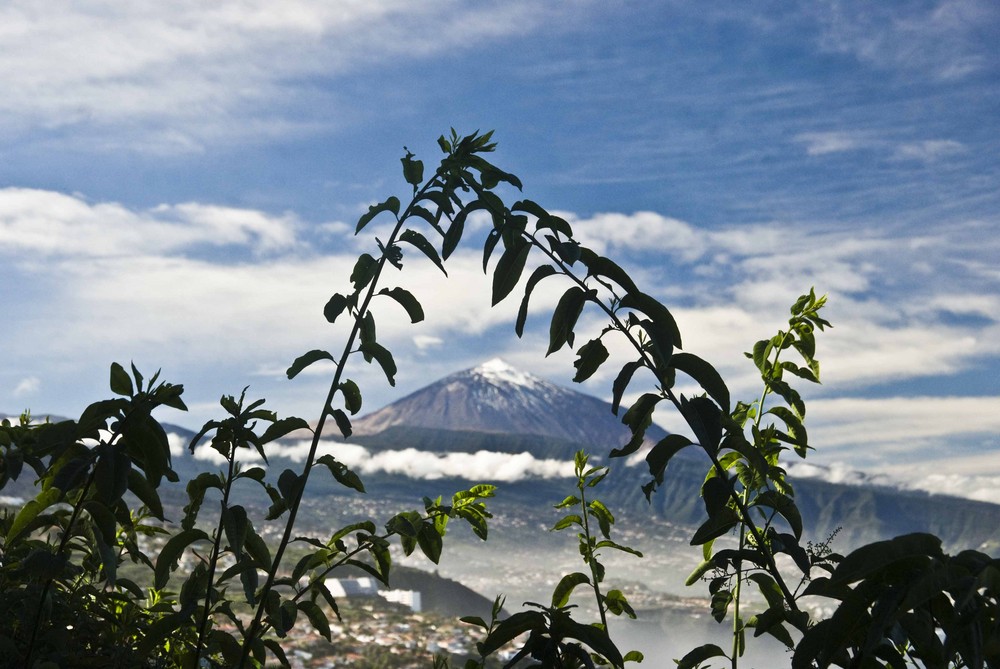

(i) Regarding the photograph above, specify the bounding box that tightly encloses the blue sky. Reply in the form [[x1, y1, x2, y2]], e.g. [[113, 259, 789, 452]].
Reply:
[[2, 1, 998, 501]]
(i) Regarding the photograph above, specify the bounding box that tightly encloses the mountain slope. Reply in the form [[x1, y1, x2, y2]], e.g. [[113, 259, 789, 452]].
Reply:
[[352, 358, 667, 452]]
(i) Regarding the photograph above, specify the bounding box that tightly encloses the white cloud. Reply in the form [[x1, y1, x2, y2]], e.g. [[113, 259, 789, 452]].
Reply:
[[0, 1, 564, 152], [787, 459, 1000, 506], [188, 437, 576, 482], [805, 396, 1000, 473], [812, 0, 997, 80], [892, 139, 966, 162], [13, 377, 40, 397], [0, 188, 301, 257], [795, 131, 872, 156]]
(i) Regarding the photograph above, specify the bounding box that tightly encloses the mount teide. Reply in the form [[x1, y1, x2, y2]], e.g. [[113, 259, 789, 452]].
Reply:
[[350, 357, 668, 457]]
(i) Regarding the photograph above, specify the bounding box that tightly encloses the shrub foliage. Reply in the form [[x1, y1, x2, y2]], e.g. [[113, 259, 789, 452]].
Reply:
[[1, 131, 997, 668]]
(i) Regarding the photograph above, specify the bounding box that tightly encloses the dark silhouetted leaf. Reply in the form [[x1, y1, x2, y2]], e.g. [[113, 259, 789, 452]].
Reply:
[[548, 286, 591, 355], [572, 338, 609, 382], [287, 349, 334, 379], [110, 362, 134, 397], [399, 228, 447, 275], [356, 197, 400, 234], [379, 286, 424, 323], [492, 239, 531, 306]]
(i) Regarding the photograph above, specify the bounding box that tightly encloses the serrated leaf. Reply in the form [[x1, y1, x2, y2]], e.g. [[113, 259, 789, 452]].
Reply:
[[379, 287, 424, 323], [287, 349, 334, 380]]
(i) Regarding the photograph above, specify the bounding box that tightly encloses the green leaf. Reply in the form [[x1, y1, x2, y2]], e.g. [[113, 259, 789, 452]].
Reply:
[[752, 490, 803, 539], [127, 468, 165, 519], [278, 468, 305, 504], [260, 416, 311, 444], [356, 197, 400, 234], [701, 476, 731, 517], [619, 291, 683, 350], [680, 395, 723, 453], [317, 454, 366, 493], [82, 499, 117, 545], [6, 487, 61, 543], [339, 379, 363, 415], [830, 533, 942, 586], [572, 338, 610, 382], [515, 264, 557, 337], [611, 359, 644, 416], [492, 238, 532, 306], [766, 405, 807, 447], [154, 528, 209, 589], [477, 611, 545, 656], [672, 352, 730, 413], [359, 341, 397, 386], [551, 572, 591, 608], [645, 434, 694, 484], [417, 522, 444, 563], [110, 362, 134, 397], [579, 249, 639, 296], [287, 349, 334, 379], [299, 600, 332, 642], [379, 287, 424, 323], [245, 528, 272, 570], [691, 506, 740, 545], [685, 559, 715, 586], [399, 228, 447, 275], [548, 286, 591, 355], [222, 504, 250, 557], [551, 514, 582, 531]]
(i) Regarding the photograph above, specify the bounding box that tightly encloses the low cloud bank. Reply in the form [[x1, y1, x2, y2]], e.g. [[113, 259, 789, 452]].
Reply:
[[786, 461, 1000, 506], [182, 434, 575, 482], [174, 433, 1000, 503]]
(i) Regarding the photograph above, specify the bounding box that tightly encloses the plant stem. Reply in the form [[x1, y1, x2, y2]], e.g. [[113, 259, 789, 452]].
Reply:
[[238, 175, 444, 667], [577, 472, 609, 630]]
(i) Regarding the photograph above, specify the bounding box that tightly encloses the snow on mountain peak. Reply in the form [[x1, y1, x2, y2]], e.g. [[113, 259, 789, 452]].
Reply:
[[472, 358, 540, 388]]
